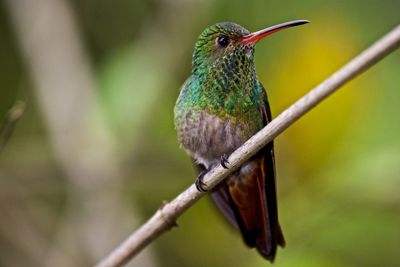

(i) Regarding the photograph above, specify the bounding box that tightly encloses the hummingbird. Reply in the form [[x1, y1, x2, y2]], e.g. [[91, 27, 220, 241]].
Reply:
[[174, 20, 309, 261]]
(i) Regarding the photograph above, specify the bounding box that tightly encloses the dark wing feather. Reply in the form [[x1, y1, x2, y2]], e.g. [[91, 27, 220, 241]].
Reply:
[[210, 183, 240, 229], [193, 82, 284, 261], [257, 82, 286, 250], [194, 163, 240, 229]]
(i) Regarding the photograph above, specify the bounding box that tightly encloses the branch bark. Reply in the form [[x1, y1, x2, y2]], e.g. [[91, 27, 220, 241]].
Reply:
[[96, 24, 400, 267]]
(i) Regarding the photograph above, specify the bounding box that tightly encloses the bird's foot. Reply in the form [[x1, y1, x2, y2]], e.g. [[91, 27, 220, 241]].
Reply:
[[220, 154, 230, 169], [195, 167, 210, 192]]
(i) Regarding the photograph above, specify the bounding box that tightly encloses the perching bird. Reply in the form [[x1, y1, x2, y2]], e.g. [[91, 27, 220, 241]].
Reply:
[[174, 20, 308, 262]]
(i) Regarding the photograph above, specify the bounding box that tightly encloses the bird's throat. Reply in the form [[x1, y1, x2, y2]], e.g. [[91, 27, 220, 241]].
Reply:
[[194, 58, 258, 118]]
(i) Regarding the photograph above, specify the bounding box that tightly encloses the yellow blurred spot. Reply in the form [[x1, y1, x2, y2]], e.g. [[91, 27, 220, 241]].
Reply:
[[260, 20, 374, 177]]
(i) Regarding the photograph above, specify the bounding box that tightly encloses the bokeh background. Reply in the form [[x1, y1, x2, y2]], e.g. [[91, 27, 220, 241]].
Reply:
[[1, 0, 399, 266]]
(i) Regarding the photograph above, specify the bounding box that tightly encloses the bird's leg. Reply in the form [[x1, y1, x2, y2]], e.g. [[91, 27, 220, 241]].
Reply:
[[195, 154, 229, 192], [220, 154, 230, 169], [195, 167, 210, 192]]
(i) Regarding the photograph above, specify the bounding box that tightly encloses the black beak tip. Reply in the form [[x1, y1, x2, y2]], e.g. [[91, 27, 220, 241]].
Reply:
[[293, 19, 310, 26]]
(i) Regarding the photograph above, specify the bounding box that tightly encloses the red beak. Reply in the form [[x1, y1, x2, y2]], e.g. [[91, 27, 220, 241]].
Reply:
[[240, 20, 309, 45]]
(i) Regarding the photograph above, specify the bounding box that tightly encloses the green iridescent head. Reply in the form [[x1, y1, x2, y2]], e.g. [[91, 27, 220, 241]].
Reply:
[[192, 22, 252, 75], [192, 20, 309, 75]]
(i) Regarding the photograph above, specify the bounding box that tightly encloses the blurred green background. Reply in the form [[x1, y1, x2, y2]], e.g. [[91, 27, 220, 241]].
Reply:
[[0, 0, 399, 267]]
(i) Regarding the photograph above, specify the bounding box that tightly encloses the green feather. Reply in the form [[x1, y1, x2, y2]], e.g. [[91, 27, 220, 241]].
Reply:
[[175, 22, 267, 131]]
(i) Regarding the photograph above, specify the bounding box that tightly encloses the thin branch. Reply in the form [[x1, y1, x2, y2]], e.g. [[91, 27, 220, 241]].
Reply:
[[95, 24, 400, 267]]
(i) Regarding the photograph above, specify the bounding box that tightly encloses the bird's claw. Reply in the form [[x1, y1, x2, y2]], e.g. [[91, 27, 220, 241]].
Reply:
[[220, 154, 230, 169], [195, 178, 207, 192], [195, 168, 209, 192]]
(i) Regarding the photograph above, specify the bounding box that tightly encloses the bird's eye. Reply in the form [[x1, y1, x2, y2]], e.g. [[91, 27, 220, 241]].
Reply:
[[216, 35, 230, 48]]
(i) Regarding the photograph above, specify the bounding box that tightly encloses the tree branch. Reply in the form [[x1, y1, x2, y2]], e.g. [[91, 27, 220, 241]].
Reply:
[[95, 24, 400, 267]]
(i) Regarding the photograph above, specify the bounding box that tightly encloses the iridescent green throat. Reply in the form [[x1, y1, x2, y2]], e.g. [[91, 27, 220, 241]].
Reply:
[[175, 22, 265, 127], [195, 47, 258, 116], [183, 45, 260, 120]]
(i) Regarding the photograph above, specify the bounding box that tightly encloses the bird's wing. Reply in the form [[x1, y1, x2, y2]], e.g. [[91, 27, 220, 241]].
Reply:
[[258, 89, 286, 249], [208, 82, 285, 262], [192, 162, 238, 228]]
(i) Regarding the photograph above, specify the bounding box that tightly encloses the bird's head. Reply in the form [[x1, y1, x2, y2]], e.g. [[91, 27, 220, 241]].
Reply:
[[192, 20, 309, 75]]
